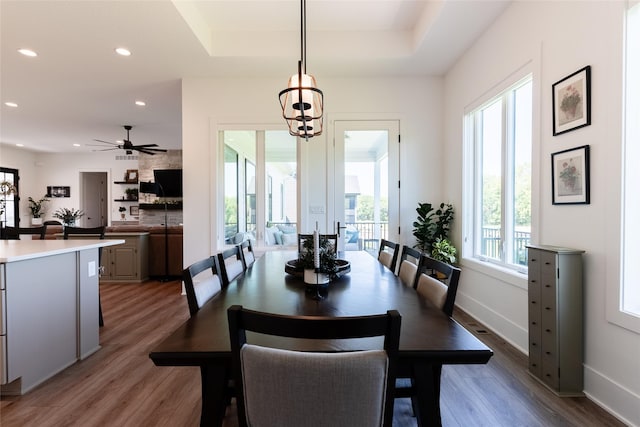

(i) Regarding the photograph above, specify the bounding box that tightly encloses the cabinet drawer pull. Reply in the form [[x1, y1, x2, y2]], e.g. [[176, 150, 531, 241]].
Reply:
[[545, 307, 551, 310], [545, 329, 551, 333], [531, 321, 537, 325], [545, 351, 551, 355]]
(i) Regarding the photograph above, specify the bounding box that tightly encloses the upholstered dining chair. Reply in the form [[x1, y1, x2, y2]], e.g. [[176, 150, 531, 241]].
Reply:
[[3, 225, 46, 240], [297, 233, 338, 255], [237, 239, 256, 270], [413, 254, 461, 316], [397, 245, 422, 287], [216, 245, 245, 287], [228, 305, 401, 427], [182, 256, 222, 317], [63, 225, 106, 326], [395, 254, 462, 403], [378, 239, 400, 273]]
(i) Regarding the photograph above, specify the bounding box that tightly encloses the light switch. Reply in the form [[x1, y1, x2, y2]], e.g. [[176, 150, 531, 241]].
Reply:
[[88, 261, 96, 277]]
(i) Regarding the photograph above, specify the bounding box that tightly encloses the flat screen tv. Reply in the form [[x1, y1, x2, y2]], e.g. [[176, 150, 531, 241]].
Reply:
[[153, 169, 182, 197]]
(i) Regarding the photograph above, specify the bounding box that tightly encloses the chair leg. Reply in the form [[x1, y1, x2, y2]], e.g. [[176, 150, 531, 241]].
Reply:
[[98, 290, 104, 327]]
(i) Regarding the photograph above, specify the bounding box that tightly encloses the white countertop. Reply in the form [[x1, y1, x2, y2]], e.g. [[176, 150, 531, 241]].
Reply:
[[0, 239, 124, 263]]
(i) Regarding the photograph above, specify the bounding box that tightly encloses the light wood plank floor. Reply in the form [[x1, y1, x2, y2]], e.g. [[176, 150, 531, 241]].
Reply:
[[0, 279, 626, 427]]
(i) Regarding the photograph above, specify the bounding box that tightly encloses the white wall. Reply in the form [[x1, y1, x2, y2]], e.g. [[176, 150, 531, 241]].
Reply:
[[0, 145, 138, 225], [444, 1, 638, 425], [181, 76, 443, 267]]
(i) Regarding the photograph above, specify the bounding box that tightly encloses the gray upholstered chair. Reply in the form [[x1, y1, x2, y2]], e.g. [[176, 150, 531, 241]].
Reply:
[[216, 245, 245, 286], [2, 225, 46, 240], [396, 254, 462, 403], [182, 256, 222, 317], [237, 239, 256, 270], [378, 239, 399, 273], [414, 254, 461, 316], [228, 305, 401, 427], [397, 245, 422, 287]]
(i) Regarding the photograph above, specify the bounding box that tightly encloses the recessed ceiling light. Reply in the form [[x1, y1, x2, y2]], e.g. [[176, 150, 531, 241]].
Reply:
[[18, 48, 37, 57], [16, 144, 24, 147], [73, 143, 81, 147], [115, 47, 131, 56], [135, 100, 146, 106], [4, 102, 18, 108]]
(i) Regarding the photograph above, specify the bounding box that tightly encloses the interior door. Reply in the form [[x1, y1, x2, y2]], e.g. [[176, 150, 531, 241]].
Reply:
[[81, 172, 107, 227], [330, 121, 399, 252]]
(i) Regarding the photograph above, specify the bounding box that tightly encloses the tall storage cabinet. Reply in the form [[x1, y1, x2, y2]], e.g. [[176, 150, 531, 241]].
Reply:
[[526, 244, 584, 396]]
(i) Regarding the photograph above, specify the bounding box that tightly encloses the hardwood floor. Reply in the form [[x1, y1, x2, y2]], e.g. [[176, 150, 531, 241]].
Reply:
[[0, 279, 626, 427]]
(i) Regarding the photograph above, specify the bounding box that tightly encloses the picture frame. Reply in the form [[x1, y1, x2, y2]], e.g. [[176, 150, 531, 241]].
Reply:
[[125, 169, 139, 183], [552, 65, 591, 136], [130, 205, 139, 216], [46, 186, 70, 198], [551, 145, 590, 205]]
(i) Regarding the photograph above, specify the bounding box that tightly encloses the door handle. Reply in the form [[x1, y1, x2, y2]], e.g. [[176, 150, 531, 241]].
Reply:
[[337, 221, 347, 237]]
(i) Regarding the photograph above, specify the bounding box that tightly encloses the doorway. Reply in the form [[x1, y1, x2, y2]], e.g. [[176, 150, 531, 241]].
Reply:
[[329, 121, 400, 252], [81, 172, 107, 227]]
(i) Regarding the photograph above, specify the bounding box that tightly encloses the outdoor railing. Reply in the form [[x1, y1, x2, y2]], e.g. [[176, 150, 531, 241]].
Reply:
[[481, 226, 530, 266]]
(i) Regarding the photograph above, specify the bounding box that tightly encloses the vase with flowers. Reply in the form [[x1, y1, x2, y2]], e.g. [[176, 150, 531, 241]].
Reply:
[[53, 207, 84, 226]]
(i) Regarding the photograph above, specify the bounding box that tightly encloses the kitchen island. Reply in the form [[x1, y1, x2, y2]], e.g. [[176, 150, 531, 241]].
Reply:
[[0, 239, 123, 395]]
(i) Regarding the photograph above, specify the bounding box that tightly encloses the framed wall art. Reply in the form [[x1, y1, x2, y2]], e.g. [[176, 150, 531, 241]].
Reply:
[[125, 169, 138, 183], [130, 205, 139, 216], [552, 65, 591, 136], [46, 186, 70, 198], [551, 145, 590, 205]]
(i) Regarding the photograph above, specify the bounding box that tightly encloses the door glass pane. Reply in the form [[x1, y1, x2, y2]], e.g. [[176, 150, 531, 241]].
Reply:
[[223, 143, 239, 243], [265, 131, 297, 232], [480, 100, 502, 260], [245, 160, 256, 234], [512, 81, 532, 266], [344, 130, 388, 253], [1, 168, 19, 229]]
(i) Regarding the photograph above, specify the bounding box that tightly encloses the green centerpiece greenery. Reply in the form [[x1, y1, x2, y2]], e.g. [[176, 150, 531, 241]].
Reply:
[[297, 235, 338, 278]]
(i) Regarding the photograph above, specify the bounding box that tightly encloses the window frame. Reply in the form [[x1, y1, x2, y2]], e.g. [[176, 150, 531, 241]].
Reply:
[[463, 73, 533, 275]]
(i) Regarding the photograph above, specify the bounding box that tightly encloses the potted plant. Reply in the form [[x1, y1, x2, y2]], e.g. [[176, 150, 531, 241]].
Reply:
[[118, 206, 126, 219], [125, 187, 138, 201], [412, 202, 454, 253], [28, 196, 49, 225], [53, 207, 84, 226], [430, 238, 457, 265]]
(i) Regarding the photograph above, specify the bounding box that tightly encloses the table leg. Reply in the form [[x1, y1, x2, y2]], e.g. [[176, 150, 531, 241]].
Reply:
[[411, 363, 443, 427], [199, 365, 229, 427]]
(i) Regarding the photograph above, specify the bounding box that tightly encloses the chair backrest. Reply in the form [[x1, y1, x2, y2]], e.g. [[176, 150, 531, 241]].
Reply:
[[238, 239, 256, 270], [216, 246, 245, 286], [182, 256, 222, 316], [228, 305, 401, 427], [414, 254, 461, 316], [397, 245, 422, 287], [2, 226, 46, 240], [63, 226, 106, 240], [297, 233, 338, 255], [378, 239, 399, 273]]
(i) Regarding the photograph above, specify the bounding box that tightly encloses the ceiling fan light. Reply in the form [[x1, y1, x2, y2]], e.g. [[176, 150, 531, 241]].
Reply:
[[115, 47, 131, 56], [17, 48, 37, 57]]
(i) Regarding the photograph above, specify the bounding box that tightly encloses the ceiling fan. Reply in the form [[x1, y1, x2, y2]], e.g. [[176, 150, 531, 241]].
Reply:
[[89, 125, 167, 155]]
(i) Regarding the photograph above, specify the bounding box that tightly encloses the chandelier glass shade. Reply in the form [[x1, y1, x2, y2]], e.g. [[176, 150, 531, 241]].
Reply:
[[278, 0, 323, 140]]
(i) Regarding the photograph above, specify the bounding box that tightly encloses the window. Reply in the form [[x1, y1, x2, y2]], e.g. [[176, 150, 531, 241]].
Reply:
[[0, 168, 19, 232], [221, 130, 297, 247], [621, 1, 640, 319], [465, 76, 532, 270]]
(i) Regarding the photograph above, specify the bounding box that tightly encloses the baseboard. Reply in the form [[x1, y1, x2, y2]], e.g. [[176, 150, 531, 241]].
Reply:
[[455, 292, 529, 355], [584, 364, 640, 427]]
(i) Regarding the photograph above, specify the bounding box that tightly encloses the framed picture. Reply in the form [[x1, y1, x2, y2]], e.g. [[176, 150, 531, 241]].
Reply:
[[552, 145, 590, 205], [125, 169, 138, 183], [130, 205, 139, 216], [46, 186, 70, 198], [552, 65, 591, 136]]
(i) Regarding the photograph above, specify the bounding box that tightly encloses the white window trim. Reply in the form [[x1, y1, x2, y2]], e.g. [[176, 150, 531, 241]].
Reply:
[[462, 64, 536, 276]]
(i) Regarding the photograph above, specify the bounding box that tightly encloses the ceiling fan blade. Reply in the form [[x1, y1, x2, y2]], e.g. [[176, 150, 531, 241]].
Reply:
[[92, 139, 119, 146], [136, 149, 157, 155], [92, 147, 119, 152], [133, 144, 159, 148]]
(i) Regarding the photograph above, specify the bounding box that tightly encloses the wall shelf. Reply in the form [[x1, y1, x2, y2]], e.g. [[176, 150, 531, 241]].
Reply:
[[113, 181, 138, 185], [139, 202, 182, 211], [114, 199, 139, 202]]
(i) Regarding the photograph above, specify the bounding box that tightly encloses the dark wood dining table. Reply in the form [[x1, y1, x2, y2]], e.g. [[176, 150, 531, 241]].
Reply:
[[149, 250, 493, 427]]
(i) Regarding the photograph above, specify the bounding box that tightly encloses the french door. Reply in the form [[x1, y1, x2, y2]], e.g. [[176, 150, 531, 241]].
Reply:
[[329, 121, 400, 252]]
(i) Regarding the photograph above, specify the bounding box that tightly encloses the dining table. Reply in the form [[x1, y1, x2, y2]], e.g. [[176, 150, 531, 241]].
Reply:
[[149, 250, 493, 427]]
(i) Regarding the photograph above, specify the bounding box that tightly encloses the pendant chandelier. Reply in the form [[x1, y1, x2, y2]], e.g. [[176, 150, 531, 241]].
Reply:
[[278, 0, 323, 141]]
